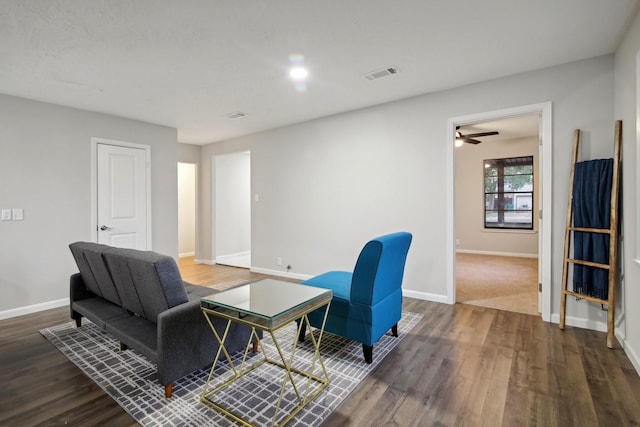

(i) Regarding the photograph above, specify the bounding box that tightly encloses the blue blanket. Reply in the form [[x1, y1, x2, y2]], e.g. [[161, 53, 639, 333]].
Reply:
[[572, 158, 613, 299]]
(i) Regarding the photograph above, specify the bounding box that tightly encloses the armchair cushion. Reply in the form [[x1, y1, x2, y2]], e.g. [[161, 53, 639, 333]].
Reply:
[[303, 271, 352, 300]]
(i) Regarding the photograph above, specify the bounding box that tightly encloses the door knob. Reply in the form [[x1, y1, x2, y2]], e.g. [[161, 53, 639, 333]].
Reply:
[[100, 225, 113, 231]]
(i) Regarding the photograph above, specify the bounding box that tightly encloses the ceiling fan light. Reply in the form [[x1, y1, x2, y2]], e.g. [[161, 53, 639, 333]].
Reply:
[[455, 138, 464, 147]]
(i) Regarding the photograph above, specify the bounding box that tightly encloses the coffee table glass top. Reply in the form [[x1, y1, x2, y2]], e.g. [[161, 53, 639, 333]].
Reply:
[[201, 279, 331, 328]]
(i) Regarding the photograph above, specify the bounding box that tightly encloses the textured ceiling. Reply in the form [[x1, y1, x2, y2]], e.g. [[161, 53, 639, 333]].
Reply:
[[1, 0, 637, 144]]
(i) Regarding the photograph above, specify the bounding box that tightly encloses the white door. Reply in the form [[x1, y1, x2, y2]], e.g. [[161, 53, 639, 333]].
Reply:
[[97, 143, 148, 249]]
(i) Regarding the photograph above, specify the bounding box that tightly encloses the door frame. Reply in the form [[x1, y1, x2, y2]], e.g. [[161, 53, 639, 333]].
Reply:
[[446, 102, 552, 322], [91, 137, 152, 248]]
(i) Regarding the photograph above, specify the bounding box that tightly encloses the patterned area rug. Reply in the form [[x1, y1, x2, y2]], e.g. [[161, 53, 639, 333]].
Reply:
[[40, 312, 422, 426]]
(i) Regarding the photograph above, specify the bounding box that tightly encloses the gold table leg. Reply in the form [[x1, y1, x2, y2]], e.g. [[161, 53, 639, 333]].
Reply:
[[200, 302, 331, 427]]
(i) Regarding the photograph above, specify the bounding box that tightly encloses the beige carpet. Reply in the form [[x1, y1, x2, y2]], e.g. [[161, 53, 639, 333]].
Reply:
[[456, 253, 539, 316]]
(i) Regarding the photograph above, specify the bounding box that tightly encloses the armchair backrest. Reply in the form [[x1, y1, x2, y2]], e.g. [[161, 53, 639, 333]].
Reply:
[[350, 232, 412, 305]]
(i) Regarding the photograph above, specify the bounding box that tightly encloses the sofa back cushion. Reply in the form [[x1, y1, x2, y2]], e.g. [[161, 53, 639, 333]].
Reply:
[[69, 242, 122, 305], [103, 248, 189, 322]]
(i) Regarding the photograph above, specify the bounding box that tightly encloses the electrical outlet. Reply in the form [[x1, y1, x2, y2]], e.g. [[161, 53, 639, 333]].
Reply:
[[1, 209, 11, 221], [456, 239, 460, 246], [276, 256, 283, 266]]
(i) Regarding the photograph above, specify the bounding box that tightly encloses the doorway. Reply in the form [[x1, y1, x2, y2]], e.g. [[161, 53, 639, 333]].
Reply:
[[214, 151, 251, 268], [455, 115, 540, 315], [178, 162, 197, 258], [447, 103, 553, 322]]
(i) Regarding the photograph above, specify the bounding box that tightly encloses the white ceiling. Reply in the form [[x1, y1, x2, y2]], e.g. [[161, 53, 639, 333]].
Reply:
[[458, 114, 541, 143], [1, 1, 637, 144]]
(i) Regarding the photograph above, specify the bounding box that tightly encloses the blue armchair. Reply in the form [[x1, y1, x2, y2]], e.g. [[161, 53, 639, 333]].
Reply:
[[299, 232, 412, 363]]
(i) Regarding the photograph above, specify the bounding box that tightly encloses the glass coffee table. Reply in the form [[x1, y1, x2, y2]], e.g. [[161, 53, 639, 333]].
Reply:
[[200, 278, 332, 427]]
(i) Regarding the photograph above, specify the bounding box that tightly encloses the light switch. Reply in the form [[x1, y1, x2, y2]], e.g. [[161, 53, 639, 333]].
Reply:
[[1, 209, 11, 221], [12, 208, 23, 221]]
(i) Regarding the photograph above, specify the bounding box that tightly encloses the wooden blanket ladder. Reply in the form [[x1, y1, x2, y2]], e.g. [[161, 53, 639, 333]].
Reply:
[[559, 120, 622, 348]]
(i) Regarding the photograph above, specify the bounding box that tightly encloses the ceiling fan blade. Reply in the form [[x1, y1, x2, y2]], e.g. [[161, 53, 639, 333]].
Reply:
[[465, 138, 482, 144], [465, 131, 499, 138]]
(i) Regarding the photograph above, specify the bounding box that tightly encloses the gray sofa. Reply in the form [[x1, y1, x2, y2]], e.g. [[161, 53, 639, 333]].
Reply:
[[69, 241, 255, 398]]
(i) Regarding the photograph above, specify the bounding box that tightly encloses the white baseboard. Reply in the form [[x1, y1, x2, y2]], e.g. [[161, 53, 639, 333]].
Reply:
[[549, 313, 607, 332], [249, 268, 451, 304], [195, 259, 216, 265], [402, 289, 450, 304], [216, 251, 250, 260], [216, 251, 250, 267], [179, 251, 196, 258], [250, 267, 311, 281], [624, 340, 640, 376], [0, 298, 69, 320], [456, 249, 538, 259]]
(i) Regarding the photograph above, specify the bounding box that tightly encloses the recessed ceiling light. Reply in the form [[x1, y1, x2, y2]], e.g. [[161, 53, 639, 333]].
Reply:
[[289, 53, 308, 92], [289, 66, 308, 80]]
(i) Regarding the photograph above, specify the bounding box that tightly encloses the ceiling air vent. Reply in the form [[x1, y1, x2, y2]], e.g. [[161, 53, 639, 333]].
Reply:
[[223, 111, 248, 120], [361, 67, 399, 81]]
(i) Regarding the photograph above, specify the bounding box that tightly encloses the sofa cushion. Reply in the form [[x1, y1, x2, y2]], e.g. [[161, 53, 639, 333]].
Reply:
[[100, 251, 146, 317], [72, 297, 131, 330], [103, 248, 189, 323], [106, 315, 158, 361], [69, 242, 121, 305]]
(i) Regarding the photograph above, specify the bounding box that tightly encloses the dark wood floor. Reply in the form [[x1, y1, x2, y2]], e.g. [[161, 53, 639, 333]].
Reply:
[[2, 265, 640, 426]]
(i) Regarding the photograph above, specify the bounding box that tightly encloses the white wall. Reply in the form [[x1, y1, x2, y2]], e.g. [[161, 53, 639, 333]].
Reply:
[[178, 142, 201, 164], [214, 151, 251, 260], [614, 8, 640, 373], [456, 136, 539, 257], [178, 162, 196, 257], [0, 94, 179, 315], [200, 54, 615, 314]]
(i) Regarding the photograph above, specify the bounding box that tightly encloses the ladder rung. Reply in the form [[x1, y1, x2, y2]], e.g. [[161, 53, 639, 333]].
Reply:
[[568, 226, 611, 234], [562, 289, 609, 305], [565, 258, 610, 270]]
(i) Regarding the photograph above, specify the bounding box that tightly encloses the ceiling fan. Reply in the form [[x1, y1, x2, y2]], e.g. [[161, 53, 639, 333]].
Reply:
[[455, 126, 499, 145]]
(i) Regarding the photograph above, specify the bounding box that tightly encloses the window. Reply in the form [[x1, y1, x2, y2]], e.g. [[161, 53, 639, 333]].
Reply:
[[484, 156, 534, 230]]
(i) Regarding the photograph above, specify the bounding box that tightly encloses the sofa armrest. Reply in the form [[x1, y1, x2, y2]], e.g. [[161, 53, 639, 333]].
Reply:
[[156, 299, 257, 387], [70, 272, 94, 320]]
